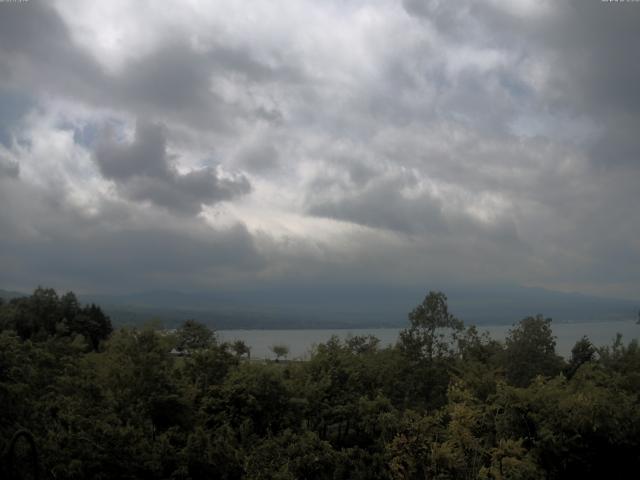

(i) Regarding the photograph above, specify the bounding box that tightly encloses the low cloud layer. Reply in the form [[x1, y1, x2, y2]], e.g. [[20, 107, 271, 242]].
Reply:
[[0, 0, 639, 299]]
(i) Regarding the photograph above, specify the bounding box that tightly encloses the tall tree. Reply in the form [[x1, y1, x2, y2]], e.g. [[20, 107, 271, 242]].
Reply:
[[504, 315, 564, 387], [68, 303, 113, 350], [565, 336, 596, 379], [175, 319, 215, 352], [231, 339, 251, 359], [399, 291, 464, 362]]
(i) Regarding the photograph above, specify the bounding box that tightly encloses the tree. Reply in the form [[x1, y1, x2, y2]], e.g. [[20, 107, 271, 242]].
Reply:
[[270, 344, 289, 361], [455, 325, 505, 402], [504, 315, 564, 387], [29, 287, 61, 336], [184, 343, 238, 393], [399, 291, 464, 362], [102, 328, 179, 430], [565, 336, 596, 379], [67, 303, 113, 350], [597, 334, 640, 393], [346, 335, 380, 355], [0, 288, 112, 349], [396, 292, 465, 409], [245, 430, 340, 480], [478, 439, 543, 480], [202, 363, 296, 436], [6, 287, 60, 340], [175, 319, 215, 352], [59, 291, 81, 323], [231, 339, 251, 360]]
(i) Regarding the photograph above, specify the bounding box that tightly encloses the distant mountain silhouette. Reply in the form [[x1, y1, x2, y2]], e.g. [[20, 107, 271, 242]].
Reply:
[[0, 289, 26, 301], [70, 285, 638, 330], [2, 285, 635, 329]]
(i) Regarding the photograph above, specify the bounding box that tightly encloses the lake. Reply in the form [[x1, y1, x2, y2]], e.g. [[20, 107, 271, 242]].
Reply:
[[218, 320, 640, 360]]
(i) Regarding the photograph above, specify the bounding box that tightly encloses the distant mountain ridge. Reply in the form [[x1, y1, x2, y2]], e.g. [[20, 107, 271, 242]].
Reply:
[[0, 289, 26, 301], [2, 285, 637, 329], [80, 285, 637, 329]]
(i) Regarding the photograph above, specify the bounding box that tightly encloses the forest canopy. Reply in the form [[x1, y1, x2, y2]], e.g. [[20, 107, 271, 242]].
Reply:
[[1, 288, 639, 479]]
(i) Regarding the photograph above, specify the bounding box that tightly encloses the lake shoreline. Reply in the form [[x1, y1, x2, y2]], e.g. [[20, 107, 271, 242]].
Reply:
[[217, 320, 640, 360]]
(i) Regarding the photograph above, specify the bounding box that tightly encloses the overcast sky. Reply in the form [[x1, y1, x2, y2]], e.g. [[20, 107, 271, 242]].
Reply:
[[0, 0, 639, 299]]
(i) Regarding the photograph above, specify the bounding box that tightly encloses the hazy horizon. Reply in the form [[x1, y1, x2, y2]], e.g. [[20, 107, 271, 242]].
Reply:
[[3, 283, 637, 330]]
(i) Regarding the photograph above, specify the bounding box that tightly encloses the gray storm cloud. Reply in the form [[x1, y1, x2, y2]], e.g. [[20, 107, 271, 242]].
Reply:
[[94, 121, 251, 214], [0, 0, 638, 298]]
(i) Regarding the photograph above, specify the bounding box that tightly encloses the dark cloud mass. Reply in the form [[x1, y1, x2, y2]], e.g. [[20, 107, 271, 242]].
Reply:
[[308, 172, 448, 234], [0, 0, 639, 299], [0, 2, 106, 105], [0, 174, 264, 292], [94, 121, 251, 214]]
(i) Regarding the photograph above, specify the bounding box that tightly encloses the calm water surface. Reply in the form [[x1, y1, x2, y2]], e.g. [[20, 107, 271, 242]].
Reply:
[[219, 321, 640, 360]]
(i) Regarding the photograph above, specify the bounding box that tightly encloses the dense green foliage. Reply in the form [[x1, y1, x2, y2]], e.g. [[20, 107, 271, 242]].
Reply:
[[1, 289, 639, 479], [0, 287, 112, 350]]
